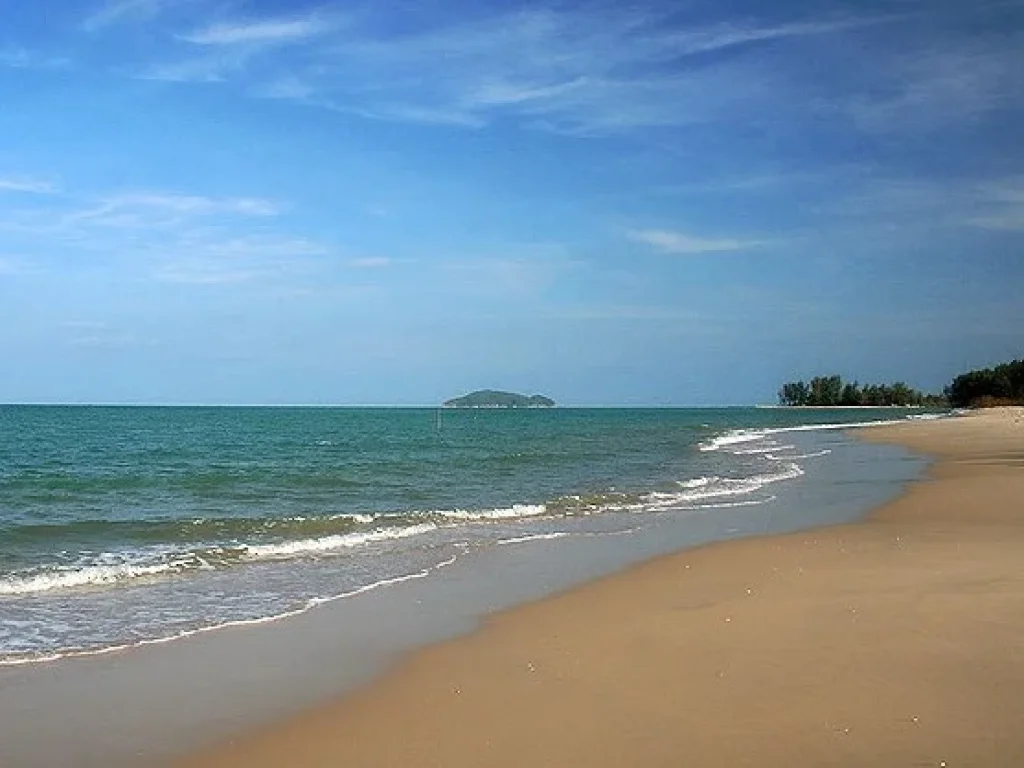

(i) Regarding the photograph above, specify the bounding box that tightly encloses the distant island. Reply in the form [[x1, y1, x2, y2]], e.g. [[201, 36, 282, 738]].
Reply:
[[442, 390, 556, 409]]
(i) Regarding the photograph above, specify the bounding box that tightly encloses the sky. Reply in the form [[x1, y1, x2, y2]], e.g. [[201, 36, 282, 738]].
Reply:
[[0, 0, 1022, 405]]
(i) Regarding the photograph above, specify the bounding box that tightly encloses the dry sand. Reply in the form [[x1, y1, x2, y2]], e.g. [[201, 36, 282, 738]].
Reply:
[[179, 408, 1024, 768]]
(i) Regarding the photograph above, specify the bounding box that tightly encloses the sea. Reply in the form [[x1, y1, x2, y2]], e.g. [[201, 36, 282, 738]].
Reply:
[[0, 405, 942, 666]]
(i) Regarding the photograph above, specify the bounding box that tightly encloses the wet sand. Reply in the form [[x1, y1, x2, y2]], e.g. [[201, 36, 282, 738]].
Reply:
[[179, 408, 1024, 768]]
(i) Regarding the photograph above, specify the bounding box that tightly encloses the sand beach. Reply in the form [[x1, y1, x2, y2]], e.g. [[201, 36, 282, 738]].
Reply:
[[177, 408, 1024, 767]]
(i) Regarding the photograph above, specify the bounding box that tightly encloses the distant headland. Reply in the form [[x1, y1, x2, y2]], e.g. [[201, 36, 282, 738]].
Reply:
[[442, 390, 556, 409]]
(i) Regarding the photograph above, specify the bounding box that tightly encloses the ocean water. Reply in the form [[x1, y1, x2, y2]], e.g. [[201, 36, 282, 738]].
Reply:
[[0, 405, 939, 664]]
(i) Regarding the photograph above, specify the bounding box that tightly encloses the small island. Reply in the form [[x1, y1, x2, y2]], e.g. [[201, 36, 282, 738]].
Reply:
[[442, 390, 556, 409]]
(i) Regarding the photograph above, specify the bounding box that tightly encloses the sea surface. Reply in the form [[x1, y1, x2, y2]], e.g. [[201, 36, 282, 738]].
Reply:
[[0, 405, 940, 664]]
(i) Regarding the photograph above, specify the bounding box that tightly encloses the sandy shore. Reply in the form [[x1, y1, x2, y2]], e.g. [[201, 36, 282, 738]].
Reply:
[[179, 408, 1024, 768]]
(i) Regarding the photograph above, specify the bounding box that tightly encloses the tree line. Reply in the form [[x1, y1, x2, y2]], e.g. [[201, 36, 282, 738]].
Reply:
[[946, 359, 1024, 408], [778, 375, 945, 407], [779, 358, 1024, 408]]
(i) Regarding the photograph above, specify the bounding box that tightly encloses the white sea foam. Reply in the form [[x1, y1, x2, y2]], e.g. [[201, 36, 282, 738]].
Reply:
[[0, 525, 441, 596], [731, 443, 795, 455], [677, 476, 716, 489], [766, 449, 832, 460], [498, 532, 572, 545], [244, 524, 437, 559], [689, 495, 777, 510], [0, 554, 461, 667], [0, 562, 177, 596], [699, 430, 767, 451], [427, 504, 548, 521], [699, 414, 941, 454], [670, 463, 804, 504]]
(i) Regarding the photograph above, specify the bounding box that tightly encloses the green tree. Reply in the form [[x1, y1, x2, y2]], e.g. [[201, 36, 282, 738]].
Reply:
[[947, 359, 1024, 407], [778, 380, 810, 406], [808, 375, 843, 406]]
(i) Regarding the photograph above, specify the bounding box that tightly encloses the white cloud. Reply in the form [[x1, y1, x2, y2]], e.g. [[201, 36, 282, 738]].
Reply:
[[65, 193, 282, 229], [83, 0, 172, 31], [628, 229, 760, 254], [181, 17, 331, 46], [256, 76, 317, 101], [0, 48, 70, 69], [968, 179, 1024, 231], [840, 40, 1024, 134], [0, 182, 338, 290], [0, 177, 59, 194], [155, 236, 326, 284], [137, 54, 239, 83], [139, 15, 335, 83], [822, 175, 1024, 234], [349, 257, 392, 268], [229, 6, 903, 134]]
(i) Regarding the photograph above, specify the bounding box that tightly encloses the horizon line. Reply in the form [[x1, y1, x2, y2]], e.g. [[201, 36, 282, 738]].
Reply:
[[0, 401, 773, 409]]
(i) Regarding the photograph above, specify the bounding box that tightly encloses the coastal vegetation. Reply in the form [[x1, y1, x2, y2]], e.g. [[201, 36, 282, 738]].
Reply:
[[442, 390, 556, 408], [779, 358, 1024, 408], [777, 376, 944, 407], [946, 359, 1024, 408]]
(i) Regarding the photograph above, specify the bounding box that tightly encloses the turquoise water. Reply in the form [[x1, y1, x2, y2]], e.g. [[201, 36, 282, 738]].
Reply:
[[0, 405, 937, 662]]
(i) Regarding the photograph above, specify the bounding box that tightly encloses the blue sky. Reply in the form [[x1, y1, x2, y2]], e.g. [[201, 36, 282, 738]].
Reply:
[[1, 0, 1022, 405]]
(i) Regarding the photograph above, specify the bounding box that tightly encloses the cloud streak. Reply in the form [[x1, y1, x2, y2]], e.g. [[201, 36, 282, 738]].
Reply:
[[89, 4, 903, 136], [83, 0, 173, 31], [296, 8, 879, 133], [628, 229, 760, 254], [63, 193, 282, 229], [968, 179, 1024, 231], [181, 17, 333, 46], [0, 177, 59, 194], [75, 1, 1021, 141], [0, 47, 70, 69]]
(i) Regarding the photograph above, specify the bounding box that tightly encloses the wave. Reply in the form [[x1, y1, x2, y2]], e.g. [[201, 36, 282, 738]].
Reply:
[[1, 428, 833, 598], [0, 467, 794, 595], [244, 524, 437, 560], [0, 553, 460, 667], [698, 413, 947, 453], [0, 561, 183, 596]]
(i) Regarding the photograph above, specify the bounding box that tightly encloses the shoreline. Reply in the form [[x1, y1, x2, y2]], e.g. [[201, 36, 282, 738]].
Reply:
[[0, 417, 924, 768], [178, 408, 1024, 767]]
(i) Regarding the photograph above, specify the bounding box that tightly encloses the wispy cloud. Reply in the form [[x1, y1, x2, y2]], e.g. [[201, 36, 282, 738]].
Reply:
[[180, 6, 901, 135], [83, 0, 172, 32], [0, 47, 70, 69], [136, 14, 335, 83], [301, 9, 874, 133], [349, 257, 392, 269], [154, 235, 328, 284], [628, 229, 760, 254], [842, 41, 1024, 133], [256, 76, 317, 101], [181, 17, 332, 46], [968, 179, 1024, 231], [811, 173, 1024, 238], [136, 53, 242, 83], [67, 1, 1023, 143], [0, 182, 334, 289], [64, 193, 281, 229], [0, 176, 59, 194]]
